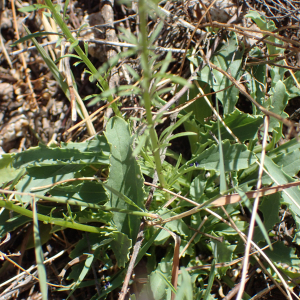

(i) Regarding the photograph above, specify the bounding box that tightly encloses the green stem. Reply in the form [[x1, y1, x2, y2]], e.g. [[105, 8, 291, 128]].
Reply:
[[138, 0, 167, 189], [43, 0, 121, 117], [0, 200, 109, 233], [0, 191, 159, 219], [0, 199, 158, 233]]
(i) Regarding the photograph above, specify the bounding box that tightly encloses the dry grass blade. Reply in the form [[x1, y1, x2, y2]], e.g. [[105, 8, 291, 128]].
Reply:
[[154, 225, 180, 300], [237, 115, 269, 300], [211, 181, 300, 206], [221, 207, 295, 300], [147, 181, 300, 225], [179, 216, 207, 258]]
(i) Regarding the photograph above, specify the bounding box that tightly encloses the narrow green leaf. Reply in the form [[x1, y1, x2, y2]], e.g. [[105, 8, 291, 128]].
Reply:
[[159, 111, 194, 143], [67, 254, 94, 299], [125, 64, 140, 81], [69, 39, 79, 52], [63, 0, 69, 20], [11, 31, 64, 47], [216, 99, 227, 193], [84, 41, 89, 56], [202, 259, 215, 300], [18, 4, 48, 13], [167, 132, 197, 142], [21, 26, 86, 120], [157, 271, 177, 294], [153, 72, 191, 88], [32, 198, 48, 300], [54, 54, 82, 62]]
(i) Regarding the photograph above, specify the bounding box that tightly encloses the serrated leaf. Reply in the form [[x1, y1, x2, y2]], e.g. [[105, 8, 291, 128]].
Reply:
[[13, 136, 110, 203], [13, 136, 110, 169], [196, 33, 244, 114], [261, 155, 300, 242], [213, 220, 248, 236], [50, 181, 108, 204], [245, 11, 283, 57], [104, 117, 145, 241], [268, 80, 288, 130], [272, 149, 300, 177], [0, 154, 20, 184], [200, 109, 264, 143], [149, 259, 173, 300], [157, 209, 191, 239], [16, 165, 85, 203], [211, 239, 235, 276], [269, 138, 300, 157], [264, 242, 300, 266], [190, 140, 256, 172], [70, 233, 113, 259], [110, 231, 132, 268], [283, 71, 300, 99], [76, 209, 112, 224]]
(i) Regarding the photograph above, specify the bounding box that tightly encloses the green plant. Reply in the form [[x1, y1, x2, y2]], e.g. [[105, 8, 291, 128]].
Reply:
[[1, 2, 300, 300]]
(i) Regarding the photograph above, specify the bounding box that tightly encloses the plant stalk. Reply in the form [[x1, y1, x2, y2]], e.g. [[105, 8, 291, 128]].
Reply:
[[43, 0, 121, 117], [138, 0, 167, 189]]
